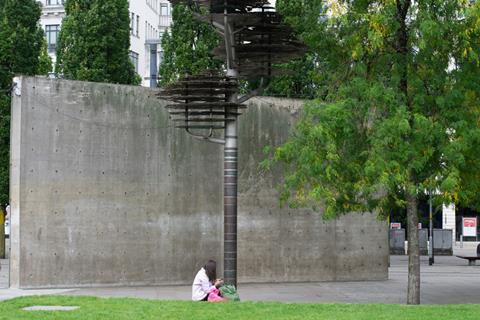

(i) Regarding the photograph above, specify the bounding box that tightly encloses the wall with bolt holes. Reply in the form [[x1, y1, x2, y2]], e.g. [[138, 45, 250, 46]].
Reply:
[[9, 77, 388, 288]]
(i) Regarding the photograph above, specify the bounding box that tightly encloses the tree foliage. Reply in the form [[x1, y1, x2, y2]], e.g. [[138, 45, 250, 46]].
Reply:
[[38, 38, 53, 76], [159, 4, 221, 86], [273, 0, 480, 220], [56, 0, 139, 85], [0, 0, 50, 207], [260, 54, 320, 99], [270, 0, 480, 304]]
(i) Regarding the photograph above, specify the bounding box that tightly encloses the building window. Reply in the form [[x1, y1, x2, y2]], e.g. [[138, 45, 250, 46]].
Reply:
[[136, 15, 140, 37], [159, 51, 164, 65], [129, 51, 139, 73], [130, 13, 134, 35], [160, 3, 169, 16], [45, 25, 60, 53], [46, 0, 64, 5]]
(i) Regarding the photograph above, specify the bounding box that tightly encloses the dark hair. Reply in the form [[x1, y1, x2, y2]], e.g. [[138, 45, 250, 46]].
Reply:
[[204, 260, 217, 283]]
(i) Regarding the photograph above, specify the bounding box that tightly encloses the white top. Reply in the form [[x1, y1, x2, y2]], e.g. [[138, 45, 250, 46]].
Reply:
[[192, 268, 215, 301]]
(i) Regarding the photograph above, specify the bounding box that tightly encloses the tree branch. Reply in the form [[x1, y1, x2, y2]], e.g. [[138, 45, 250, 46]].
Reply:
[[192, 12, 225, 35], [237, 77, 266, 104]]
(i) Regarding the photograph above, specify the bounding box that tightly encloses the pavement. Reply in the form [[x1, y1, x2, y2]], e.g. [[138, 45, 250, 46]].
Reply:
[[0, 243, 478, 304]]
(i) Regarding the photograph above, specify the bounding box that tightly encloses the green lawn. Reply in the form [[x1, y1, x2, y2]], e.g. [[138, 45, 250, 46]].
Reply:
[[0, 296, 478, 320]]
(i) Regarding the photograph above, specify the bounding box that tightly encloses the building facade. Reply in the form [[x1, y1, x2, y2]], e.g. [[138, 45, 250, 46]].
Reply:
[[39, 0, 172, 87]]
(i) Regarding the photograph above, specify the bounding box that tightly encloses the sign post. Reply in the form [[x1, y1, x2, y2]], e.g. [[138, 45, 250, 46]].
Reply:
[[428, 192, 434, 266]]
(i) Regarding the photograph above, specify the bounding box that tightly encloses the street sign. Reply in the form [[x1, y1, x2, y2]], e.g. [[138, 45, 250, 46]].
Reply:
[[390, 222, 401, 229], [462, 217, 477, 237]]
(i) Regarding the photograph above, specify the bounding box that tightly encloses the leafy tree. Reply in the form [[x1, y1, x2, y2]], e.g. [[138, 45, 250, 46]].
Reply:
[[37, 38, 53, 76], [56, 0, 139, 85], [0, 0, 49, 207], [159, 4, 221, 86], [263, 54, 320, 99], [270, 0, 480, 304]]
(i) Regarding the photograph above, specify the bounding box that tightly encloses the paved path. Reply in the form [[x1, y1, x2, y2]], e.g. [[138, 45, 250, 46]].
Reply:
[[59, 256, 480, 304], [0, 253, 478, 304]]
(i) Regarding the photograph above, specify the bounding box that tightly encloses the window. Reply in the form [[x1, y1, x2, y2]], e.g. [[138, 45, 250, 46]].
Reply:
[[160, 3, 169, 16], [130, 13, 134, 35], [45, 25, 60, 53], [158, 51, 164, 65], [46, 0, 64, 5], [136, 15, 140, 37], [129, 51, 139, 73]]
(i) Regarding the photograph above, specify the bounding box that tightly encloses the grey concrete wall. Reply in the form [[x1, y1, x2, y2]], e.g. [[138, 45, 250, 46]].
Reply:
[[10, 77, 388, 288]]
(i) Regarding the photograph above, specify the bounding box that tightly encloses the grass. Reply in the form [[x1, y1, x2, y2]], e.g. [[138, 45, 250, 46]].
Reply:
[[0, 296, 479, 320]]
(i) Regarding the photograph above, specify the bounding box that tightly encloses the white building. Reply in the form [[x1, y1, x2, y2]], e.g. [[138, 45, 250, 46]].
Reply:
[[39, 0, 172, 87]]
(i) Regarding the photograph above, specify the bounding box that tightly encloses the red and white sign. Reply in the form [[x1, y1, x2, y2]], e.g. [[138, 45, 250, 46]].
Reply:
[[463, 217, 477, 237], [390, 222, 401, 230]]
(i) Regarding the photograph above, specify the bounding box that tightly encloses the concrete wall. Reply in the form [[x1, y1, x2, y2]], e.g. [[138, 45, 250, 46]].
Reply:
[[10, 77, 388, 289]]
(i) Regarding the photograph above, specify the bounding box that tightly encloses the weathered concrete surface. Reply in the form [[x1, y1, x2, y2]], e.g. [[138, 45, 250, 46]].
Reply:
[[10, 77, 388, 288]]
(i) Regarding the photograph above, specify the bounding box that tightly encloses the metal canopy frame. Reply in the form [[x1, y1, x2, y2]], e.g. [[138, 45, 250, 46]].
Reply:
[[159, 0, 307, 287]]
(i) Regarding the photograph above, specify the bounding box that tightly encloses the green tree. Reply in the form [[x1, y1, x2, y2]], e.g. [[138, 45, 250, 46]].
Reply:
[[0, 0, 48, 207], [270, 0, 480, 304], [38, 38, 53, 76], [263, 54, 320, 99], [56, 0, 139, 85], [159, 4, 221, 86]]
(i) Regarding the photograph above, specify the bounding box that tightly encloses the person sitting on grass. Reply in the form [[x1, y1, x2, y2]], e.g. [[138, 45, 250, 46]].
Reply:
[[192, 260, 224, 301]]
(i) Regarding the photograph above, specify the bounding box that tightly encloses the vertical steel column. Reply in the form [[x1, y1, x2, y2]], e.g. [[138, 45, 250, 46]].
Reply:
[[224, 100, 238, 286], [223, 1, 238, 286]]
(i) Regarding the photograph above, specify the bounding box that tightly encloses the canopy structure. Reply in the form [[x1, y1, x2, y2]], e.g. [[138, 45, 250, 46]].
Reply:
[[159, 5, 306, 131], [158, 72, 244, 132], [158, 0, 306, 287]]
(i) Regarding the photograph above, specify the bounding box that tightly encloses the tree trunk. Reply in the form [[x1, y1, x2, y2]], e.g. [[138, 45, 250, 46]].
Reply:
[[406, 192, 420, 304], [395, 0, 418, 304]]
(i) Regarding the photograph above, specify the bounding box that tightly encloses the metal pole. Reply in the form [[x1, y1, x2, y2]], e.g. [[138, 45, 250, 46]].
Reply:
[[429, 191, 434, 265], [223, 2, 238, 287], [224, 100, 238, 287], [224, 71, 238, 287]]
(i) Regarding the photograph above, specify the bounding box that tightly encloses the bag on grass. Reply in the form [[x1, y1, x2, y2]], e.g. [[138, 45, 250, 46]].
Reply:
[[208, 287, 225, 302], [219, 284, 240, 301]]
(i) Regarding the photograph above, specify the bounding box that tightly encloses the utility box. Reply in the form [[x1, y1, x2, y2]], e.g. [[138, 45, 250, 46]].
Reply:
[[419, 229, 428, 255], [433, 229, 453, 256], [389, 229, 405, 255]]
